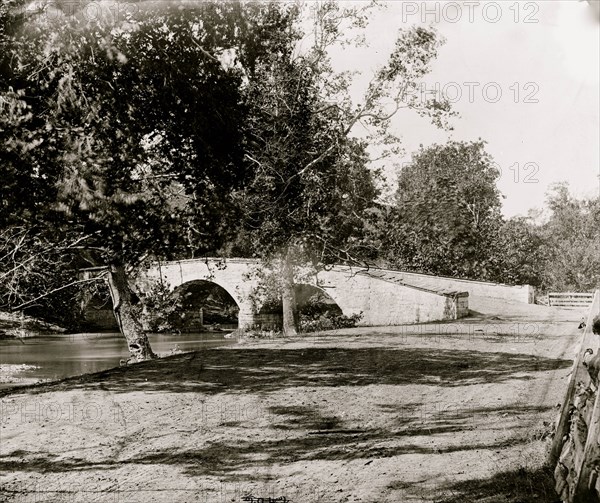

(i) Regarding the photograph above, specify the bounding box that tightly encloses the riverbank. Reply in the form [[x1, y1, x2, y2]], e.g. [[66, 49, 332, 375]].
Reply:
[[0, 364, 41, 387], [0, 311, 66, 339], [0, 299, 582, 502]]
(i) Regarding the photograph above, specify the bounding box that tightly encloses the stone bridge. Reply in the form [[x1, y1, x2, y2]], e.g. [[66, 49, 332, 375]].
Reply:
[[135, 258, 531, 328]]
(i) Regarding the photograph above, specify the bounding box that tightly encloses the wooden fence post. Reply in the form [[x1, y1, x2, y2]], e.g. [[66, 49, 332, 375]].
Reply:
[[572, 291, 600, 502], [550, 290, 600, 466]]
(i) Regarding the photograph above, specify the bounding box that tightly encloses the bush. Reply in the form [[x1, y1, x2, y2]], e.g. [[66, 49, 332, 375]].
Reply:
[[299, 311, 363, 333], [239, 325, 283, 339], [139, 279, 183, 333]]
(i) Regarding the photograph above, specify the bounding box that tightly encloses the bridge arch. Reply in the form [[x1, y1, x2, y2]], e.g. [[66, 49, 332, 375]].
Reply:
[[253, 283, 348, 329], [147, 259, 257, 328], [294, 283, 344, 317], [171, 280, 240, 330]]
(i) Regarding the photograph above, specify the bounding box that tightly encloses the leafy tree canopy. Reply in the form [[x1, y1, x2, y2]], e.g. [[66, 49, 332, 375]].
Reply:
[[382, 140, 503, 279], [0, 1, 301, 346], [538, 182, 600, 291]]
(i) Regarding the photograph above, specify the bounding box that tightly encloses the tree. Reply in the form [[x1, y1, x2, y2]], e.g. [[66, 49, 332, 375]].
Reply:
[[228, 2, 455, 335], [488, 216, 546, 287], [382, 140, 504, 279], [538, 183, 600, 291], [0, 1, 88, 324], [2, 1, 456, 344], [0, 1, 285, 359]]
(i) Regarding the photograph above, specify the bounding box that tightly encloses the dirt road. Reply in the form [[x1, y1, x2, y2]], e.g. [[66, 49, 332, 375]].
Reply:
[[0, 298, 583, 502]]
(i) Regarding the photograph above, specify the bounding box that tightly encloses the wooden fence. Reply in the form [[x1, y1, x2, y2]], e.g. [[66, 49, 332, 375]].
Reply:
[[549, 292, 595, 308], [551, 289, 600, 502]]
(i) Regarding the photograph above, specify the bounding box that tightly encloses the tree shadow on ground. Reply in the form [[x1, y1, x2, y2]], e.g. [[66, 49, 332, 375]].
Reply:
[[431, 465, 559, 503], [0, 434, 541, 478], [0, 402, 556, 480], [1, 346, 573, 398], [377, 402, 554, 435], [0, 460, 560, 503]]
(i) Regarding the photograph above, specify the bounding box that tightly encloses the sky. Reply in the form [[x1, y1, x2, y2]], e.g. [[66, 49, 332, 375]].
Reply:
[[329, 0, 600, 217]]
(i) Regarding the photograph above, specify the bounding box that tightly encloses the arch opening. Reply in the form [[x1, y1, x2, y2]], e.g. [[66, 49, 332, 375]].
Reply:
[[171, 280, 240, 332], [80, 284, 118, 330], [295, 284, 343, 318], [255, 283, 343, 330]]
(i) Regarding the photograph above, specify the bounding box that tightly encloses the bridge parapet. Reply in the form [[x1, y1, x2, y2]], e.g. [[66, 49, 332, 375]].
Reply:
[[368, 268, 534, 304], [313, 266, 469, 326]]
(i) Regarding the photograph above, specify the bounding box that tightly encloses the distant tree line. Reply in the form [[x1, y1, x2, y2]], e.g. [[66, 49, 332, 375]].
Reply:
[[372, 142, 599, 293]]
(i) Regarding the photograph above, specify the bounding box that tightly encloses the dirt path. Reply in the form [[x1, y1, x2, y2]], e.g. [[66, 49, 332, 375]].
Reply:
[[0, 299, 584, 502]]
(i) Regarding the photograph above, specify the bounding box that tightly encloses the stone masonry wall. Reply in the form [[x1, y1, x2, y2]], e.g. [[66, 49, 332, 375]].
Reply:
[[315, 269, 468, 326]]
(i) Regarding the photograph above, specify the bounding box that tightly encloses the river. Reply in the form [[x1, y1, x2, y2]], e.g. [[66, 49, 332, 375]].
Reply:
[[0, 330, 238, 389]]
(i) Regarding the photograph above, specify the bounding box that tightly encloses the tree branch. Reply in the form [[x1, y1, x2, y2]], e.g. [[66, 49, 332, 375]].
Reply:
[[11, 275, 106, 312]]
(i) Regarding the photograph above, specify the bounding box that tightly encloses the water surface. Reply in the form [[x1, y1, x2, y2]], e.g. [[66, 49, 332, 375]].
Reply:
[[0, 330, 237, 388]]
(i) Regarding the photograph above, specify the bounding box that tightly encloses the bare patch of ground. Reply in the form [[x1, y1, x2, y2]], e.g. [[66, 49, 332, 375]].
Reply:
[[0, 298, 582, 502]]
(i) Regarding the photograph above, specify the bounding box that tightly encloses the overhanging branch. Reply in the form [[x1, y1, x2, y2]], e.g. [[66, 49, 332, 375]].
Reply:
[[11, 275, 107, 312]]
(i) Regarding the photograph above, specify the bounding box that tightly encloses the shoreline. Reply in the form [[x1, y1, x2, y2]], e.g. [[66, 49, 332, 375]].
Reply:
[[0, 311, 67, 339], [0, 363, 42, 388]]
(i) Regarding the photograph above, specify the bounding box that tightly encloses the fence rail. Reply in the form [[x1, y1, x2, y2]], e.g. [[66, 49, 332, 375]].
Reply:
[[548, 292, 594, 308], [551, 289, 600, 502]]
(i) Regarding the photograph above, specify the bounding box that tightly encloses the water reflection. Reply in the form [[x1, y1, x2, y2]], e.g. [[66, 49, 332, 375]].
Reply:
[[0, 330, 237, 387]]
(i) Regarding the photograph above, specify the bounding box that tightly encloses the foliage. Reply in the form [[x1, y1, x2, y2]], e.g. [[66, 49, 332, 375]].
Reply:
[[382, 141, 504, 279], [243, 262, 334, 315], [378, 141, 600, 291], [489, 217, 546, 287], [0, 225, 92, 327], [537, 183, 600, 291], [243, 265, 287, 315], [230, 8, 455, 267], [299, 311, 363, 333], [138, 278, 182, 333], [382, 153, 599, 291], [0, 1, 291, 329], [4, 4, 250, 263], [223, 4, 455, 334]]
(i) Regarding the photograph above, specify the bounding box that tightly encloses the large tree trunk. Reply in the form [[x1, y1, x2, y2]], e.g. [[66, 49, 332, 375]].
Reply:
[[107, 263, 156, 362], [281, 251, 298, 337]]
